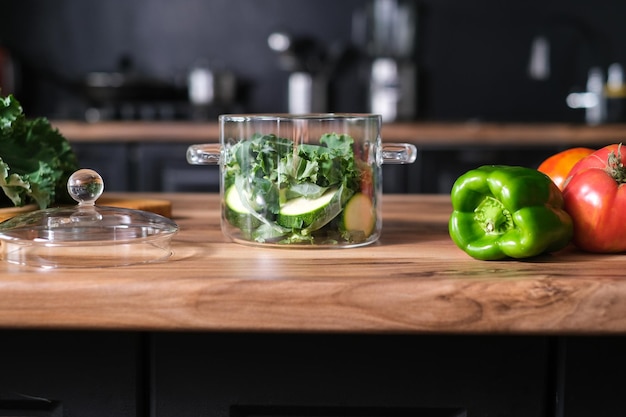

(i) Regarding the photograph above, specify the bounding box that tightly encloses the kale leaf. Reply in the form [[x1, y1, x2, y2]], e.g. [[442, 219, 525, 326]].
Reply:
[[225, 131, 359, 216], [0, 94, 79, 209]]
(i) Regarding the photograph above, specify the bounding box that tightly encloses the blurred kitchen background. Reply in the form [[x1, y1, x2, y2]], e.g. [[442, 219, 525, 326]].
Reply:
[[2, 0, 626, 192], [3, 0, 626, 122]]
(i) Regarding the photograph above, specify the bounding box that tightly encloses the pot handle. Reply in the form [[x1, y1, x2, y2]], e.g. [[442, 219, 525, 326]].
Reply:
[[381, 143, 418, 164], [187, 142, 418, 165], [187, 143, 221, 165]]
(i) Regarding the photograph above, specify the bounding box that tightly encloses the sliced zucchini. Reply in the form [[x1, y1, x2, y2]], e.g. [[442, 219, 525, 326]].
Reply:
[[276, 187, 340, 229], [224, 185, 261, 230], [342, 192, 376, 238]]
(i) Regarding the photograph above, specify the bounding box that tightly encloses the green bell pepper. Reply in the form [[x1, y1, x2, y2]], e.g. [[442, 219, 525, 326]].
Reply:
[[448, 165, 573, 260]]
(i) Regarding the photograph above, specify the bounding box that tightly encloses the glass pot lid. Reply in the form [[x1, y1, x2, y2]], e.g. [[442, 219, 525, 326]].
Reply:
[[0, 169, 179, 268]]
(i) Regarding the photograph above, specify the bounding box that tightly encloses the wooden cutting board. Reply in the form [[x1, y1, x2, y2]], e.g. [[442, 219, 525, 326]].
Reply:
[[97, 197, 173, 218], [0, 204, 38, 223], [0, 197, 172, 222]]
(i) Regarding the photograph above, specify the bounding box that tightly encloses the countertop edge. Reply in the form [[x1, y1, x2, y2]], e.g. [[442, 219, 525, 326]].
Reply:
[[51, 120, 626, 146]]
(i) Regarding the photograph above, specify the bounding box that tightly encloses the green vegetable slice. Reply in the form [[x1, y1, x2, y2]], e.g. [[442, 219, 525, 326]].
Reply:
[[225, 184, 249, 214], [224, 184, 262, 231], [231, 177, 291, 242], [277, 187, 342, 230], [342, 192, 376, 238]]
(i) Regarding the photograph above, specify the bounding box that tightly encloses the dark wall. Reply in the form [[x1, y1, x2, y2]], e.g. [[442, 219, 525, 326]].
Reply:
[[420, 0, 626, 123], [2, 0, 626, 122]]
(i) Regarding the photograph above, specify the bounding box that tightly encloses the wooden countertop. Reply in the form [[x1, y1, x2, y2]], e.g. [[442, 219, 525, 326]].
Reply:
[[52, 120, 626, 147], [1, 193, 626, 335]]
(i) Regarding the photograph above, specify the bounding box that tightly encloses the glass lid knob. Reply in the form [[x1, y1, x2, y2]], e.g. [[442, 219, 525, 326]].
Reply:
[[67, 168, 104, 206]]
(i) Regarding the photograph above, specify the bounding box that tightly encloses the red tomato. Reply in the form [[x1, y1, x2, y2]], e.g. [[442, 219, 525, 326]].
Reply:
[[537, 147, 595, 190], [562, 143, 626, 252]]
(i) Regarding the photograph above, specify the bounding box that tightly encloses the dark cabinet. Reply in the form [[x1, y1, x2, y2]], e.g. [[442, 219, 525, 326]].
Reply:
[[3, 331, 626, 417], [560, 336, 626, 417], [72, 142, 564, 194], [133, 143, 220, 192], [151, 333, 552, 417], [402, 147, 560, 194], [0, 331, 141, 417], [71, 142, 220, 192], [71, 143, 131, 191]]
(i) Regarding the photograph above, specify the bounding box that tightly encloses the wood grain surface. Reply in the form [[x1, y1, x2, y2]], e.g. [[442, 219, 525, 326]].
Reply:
[[53, 120, 626, 147], [1, 193, 626, 334], [0, 197, 172, 222]]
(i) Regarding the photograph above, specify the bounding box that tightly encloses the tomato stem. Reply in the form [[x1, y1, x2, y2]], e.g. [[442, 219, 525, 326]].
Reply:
[[606, 143, 626, 184]]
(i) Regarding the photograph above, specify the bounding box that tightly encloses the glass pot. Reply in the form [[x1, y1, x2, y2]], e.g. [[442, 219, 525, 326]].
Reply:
[[187, 113, 416, 248]]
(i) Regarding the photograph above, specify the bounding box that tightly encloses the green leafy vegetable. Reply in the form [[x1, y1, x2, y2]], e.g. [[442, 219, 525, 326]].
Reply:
[[0, 94, 79, 209], [223, 132, 365, 244]]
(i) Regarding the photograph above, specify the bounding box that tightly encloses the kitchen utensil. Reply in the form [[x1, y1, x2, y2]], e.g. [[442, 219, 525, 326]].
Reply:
[[187, 113, 417, 248], [0, 169, 178, 268]]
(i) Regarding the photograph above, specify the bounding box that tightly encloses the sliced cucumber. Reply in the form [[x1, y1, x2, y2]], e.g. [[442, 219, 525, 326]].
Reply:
[[225, 184, 250, 214], [342, 193, 376, 238], [277, 187, 341, 229], [224, 185, 261, 230]]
